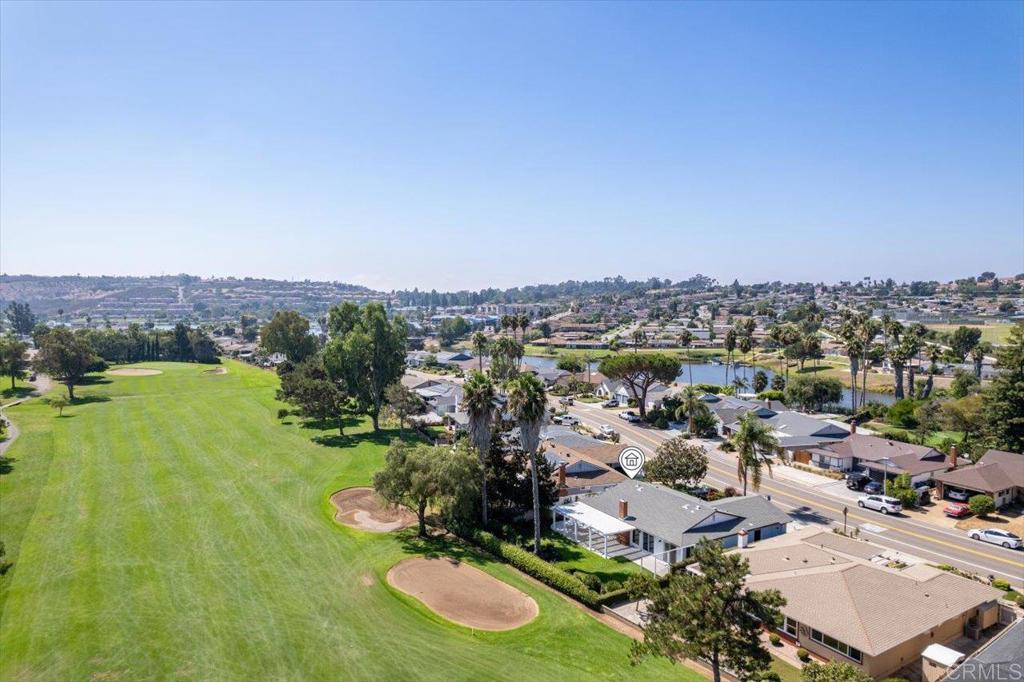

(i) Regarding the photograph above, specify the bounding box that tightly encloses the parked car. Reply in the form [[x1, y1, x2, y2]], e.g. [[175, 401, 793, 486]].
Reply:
[[968, 528, 1023, 549], [943, 503, 971, 518], [858, 495, 902, 515], [559, 397, 574, 406], [598, 424, 616, 437], [846, 472, 871, 490], [553, 415, 579, 426], [863, 481, 883, 495], [618, 411, 641, 423], [600, 400, 618, 409], [946, 488, 971, 502]]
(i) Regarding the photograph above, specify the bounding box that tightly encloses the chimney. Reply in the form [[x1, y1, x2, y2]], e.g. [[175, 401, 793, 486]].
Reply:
[[850, 419, 857, 435], [558, 463, 566, 487], [618, 499, 629, 519], [948, 446, 958, 470], [738, 529, 749, 549]]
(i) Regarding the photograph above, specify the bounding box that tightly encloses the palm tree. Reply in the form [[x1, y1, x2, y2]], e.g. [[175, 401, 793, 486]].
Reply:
[[733, 412, 779, 496], [723, 328, 737, 385], [837, 313, 862, 409], [678, 329, 694, 385], [500, 314, 514, 338], [517, 313, 530, 341], [507, 372, 547, 554], [471, 331, 489, 372], [677, 385, 702, 435], [632, 328, 647, 353], [463, 371, 496, 526], [738, 335, 753, 386]]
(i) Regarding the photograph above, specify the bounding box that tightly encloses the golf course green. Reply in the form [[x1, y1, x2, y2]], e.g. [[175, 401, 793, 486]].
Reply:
[[0, 361, 689, 681]]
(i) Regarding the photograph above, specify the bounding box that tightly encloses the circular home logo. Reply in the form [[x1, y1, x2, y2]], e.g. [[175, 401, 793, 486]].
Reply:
[[618, 446, 646, 479]]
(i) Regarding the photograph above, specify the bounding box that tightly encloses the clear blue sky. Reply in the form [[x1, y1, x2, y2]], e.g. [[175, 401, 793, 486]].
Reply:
[[2, 1, 1022, 291]]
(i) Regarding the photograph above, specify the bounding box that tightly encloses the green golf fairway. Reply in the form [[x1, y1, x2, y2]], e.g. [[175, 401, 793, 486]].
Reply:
[[0, 361, 688, 681]]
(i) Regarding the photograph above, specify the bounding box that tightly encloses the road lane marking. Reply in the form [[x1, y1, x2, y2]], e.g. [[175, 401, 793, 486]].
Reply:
[[566, 406, 1024, 572]]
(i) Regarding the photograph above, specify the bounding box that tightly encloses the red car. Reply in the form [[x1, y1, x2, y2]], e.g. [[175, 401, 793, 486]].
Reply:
[[944, 503, 971, 518]]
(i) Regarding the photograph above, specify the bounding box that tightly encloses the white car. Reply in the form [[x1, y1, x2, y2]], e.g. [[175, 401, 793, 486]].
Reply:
[[618, 411, 641, 423], [946, 488, 970, 502], [857, 495, 902, 515], [968, 528, 1023, 549], [553, 415, 579, 426], [599, 424, 616, 437]]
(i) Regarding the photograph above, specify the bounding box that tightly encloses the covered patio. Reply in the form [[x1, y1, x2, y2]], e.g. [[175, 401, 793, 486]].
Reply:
[[551, 501, 635, 559]]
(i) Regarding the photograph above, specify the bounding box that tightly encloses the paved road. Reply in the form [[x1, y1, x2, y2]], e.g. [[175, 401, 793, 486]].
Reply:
[[560, 400, 1024, 587]]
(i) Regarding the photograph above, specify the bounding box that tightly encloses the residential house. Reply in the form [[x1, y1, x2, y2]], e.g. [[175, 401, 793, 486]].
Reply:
[[804, 432, 962, 484], [544, 447, 625, 499], [733, 529, 1004, 679], [405, 350, 474, 368], [552, 480, 790, 574], [413, 380, 462, 417], [933, 449, 1024, 509], [944, 619, 1024, 682], [595, 378, 674, 411]]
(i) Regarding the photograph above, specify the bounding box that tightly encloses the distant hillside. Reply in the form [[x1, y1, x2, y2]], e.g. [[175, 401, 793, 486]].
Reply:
[[0, 274, 384, 324]]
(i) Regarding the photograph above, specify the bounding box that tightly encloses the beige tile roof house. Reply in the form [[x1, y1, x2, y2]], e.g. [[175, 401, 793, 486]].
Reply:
[[933, 449, 1024, 509], [735, 530, 1003, 678]]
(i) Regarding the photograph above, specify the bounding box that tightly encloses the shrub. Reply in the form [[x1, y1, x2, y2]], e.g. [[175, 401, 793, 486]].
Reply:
[[276, 408, 290, 419], [991, 578, 1011, 591], [769, 633, 781, 646], [886, 399, 919, 429], [572, 571, 602, 593], [1016, 594, 1024, 608], [968, 494, 995, 518], [723, 486, 739, 498], [464, 529, 601, 609], [654, 416, 669, 429], [603, 579, 623, 593], [797, 648, 810, 662], [720, 440, 736, 453]]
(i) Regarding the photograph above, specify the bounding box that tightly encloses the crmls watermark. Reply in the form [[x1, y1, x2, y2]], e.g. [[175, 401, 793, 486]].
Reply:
[[954, 663, 1024, 681]]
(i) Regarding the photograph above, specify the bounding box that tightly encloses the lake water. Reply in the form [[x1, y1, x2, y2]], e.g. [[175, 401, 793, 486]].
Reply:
[[524, 355, 894, 410]]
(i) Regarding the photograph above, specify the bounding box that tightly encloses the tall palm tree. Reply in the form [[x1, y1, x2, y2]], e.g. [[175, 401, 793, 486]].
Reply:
[[632, 328, 647, 353], [471, 331, 489, 372], [678, 329, 694, 385], [500, 314, 514, 338], [733, 412, 779, 496], [517, 313, 530, 341], [837, 313, 862, 410], [971, 342, 992, 379], [463, 371, 496, 527], [723, 328, 737, 385], [676, 385, 703, 436], [507, 372, 547, 554]]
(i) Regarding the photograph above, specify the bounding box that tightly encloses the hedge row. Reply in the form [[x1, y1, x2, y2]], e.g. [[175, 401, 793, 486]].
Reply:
[[463, 529, 603, 610]]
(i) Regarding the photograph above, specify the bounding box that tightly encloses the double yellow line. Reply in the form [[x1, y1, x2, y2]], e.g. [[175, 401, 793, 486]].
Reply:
[[576, 409, 1023, 571]]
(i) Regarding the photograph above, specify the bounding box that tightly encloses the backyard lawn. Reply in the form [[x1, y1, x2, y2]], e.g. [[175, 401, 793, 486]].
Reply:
[[925, 323, 1017, 346], [0, 361, 690, 681]]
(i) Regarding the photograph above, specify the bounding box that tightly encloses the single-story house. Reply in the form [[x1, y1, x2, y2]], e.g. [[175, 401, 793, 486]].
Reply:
[[933, 449, 1024, 508], [405, 350, 474, 368], [944, 618, 1024, 682], [733, 530, 1004, 679], [544, 447, 625, 499], [413, 380, 462, 416], [804, 433, 962, 484], [595, 379, 673, 411], [552, 480, 790, 574]]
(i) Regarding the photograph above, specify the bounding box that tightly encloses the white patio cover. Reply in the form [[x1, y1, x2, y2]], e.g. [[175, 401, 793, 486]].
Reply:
[[554, 501, 634, 535], [922, 644, 964, 668]]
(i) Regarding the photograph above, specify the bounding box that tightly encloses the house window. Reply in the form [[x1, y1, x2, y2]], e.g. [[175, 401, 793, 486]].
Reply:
[[781, 616, 798, 637], [810, 629, 863, 663]]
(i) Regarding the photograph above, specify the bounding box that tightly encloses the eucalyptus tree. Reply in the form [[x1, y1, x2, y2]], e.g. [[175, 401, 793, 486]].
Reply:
[[507, 372, 548, 553]]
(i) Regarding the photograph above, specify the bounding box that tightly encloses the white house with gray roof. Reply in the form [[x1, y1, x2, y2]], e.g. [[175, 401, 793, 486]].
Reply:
[[552, 480, 790, 574]]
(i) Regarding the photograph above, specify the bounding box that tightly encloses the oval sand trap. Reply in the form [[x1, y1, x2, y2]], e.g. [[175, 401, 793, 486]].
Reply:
[[330, 487, 417, 532], [387, 557, 538, 631], [107, 368, 163, 376]]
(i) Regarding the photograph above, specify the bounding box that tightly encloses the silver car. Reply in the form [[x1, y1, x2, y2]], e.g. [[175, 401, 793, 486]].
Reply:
[[857, 495, 902, 515], [968, 528, 1023, 549]]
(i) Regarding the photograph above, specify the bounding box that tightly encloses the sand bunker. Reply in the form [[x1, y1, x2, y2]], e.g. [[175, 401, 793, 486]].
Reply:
[[202, 367, 228, 375], [330, 487, 417, 532], [107, 368, 163, 376], [387, 557, 538, 631]]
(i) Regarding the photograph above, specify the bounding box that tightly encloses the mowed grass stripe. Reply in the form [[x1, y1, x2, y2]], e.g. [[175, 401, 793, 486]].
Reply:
[[1, 361, 689, 681]]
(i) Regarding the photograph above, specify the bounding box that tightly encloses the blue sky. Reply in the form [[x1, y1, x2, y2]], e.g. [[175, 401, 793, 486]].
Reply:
[[2, 1, 1022, 291]]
